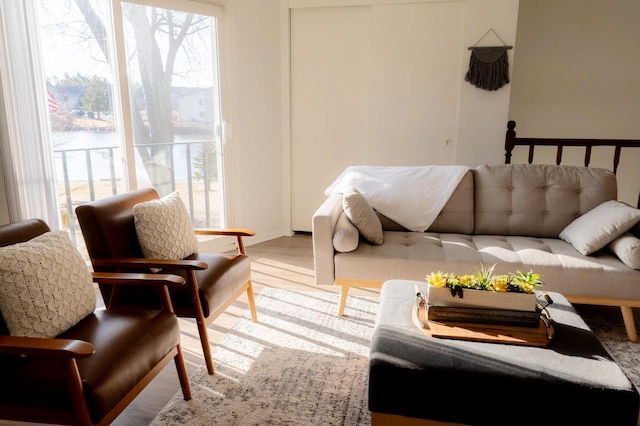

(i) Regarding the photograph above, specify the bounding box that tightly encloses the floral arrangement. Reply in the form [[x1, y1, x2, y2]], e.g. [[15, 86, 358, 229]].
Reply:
[[426, 263, 542, 297]]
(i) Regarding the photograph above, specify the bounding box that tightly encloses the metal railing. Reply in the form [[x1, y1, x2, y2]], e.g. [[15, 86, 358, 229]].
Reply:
[[54, 139, 217, 246]]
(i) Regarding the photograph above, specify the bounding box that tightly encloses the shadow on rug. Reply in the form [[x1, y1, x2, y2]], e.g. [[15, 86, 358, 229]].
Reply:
[[575, 304, 640, 391], [152, 290, 640, 426], [151, 290, 376, 426]]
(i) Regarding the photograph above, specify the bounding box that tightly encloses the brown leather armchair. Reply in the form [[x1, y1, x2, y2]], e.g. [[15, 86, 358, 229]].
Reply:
[[75, 188, 258, 375], [0, 219, 191, 426]]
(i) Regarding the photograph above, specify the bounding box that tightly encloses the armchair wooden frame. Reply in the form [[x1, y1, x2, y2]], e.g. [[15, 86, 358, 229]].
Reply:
[[0, 270, 191, 426], [91, 229, 258, 375], [75, 188, 258, 376]]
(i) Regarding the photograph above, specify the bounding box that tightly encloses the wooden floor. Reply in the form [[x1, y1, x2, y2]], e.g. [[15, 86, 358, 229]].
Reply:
[[108, 233, 380, 426]]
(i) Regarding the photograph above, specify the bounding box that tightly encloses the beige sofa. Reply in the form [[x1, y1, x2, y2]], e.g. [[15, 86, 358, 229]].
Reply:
[[312, 164, 640, 340]]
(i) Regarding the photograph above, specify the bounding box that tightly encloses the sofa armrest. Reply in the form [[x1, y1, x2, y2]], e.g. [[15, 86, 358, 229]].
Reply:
[[312, 193, 343, 285]]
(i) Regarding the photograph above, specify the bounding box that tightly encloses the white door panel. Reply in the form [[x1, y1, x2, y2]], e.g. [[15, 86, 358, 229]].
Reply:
[[291, 2, 465, 232], [291, 7, 370, 231], [367, 2, 463, 165]]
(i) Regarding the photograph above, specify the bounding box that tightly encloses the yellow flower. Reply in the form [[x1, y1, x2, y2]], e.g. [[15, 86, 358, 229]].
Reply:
[[510, 270, 542, 294], [458, 274, 476, 288], [491, 275, 509, 292], [426, 271, 448, 288], [517, 282, 536, 294], [426, 265, 543, 294]]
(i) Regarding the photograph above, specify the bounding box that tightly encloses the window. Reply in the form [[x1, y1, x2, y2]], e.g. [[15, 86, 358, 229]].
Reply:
[[36, 0, 228, 249]]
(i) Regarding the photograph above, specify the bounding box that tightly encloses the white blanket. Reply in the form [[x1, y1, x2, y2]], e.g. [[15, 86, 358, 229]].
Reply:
[[325, 165, 470, 232]]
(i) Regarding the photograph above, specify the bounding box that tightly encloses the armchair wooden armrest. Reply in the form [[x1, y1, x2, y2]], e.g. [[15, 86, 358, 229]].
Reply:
[[0, 275, 185, 359], [194, 228, 256, 237], [92, 272, 186, 287], [92, 257, 208, 271], [92, 271, 188, 313], [0, 335, 94, 358], [194, 228, 255, 254]]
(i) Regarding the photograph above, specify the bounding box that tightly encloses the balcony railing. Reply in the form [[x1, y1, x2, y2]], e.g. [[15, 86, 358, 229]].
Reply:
[[54, 139, 217, 247]]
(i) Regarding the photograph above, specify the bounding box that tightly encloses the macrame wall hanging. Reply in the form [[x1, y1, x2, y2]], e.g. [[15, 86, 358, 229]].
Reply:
[[465, 28, 512, 91]]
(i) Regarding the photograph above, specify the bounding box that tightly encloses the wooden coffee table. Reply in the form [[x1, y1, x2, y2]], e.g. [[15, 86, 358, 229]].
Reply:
[[368, 280, 639, 425]]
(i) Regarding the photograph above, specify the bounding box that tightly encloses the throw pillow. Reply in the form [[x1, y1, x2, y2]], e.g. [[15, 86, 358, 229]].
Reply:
[[342, 186, 383, 245], [133, 191, 199, 259], [333, 212, 359, 253], [559, 200, 640, 255], [609, 232, 640, 270], [0, 231, 96, 338]]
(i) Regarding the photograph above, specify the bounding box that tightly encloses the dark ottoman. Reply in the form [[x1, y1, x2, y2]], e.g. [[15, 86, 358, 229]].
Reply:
[[369, 280, 639, 426]]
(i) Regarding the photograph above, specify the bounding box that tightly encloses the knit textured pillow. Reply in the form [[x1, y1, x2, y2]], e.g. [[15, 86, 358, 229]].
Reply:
[[133, 191, 199, 259], [0, 231, 96, 338]]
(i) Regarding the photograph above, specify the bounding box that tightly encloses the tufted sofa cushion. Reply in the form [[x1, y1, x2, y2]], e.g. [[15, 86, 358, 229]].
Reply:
[[474, 164, 617, 238], [334, 231, 640, 300]]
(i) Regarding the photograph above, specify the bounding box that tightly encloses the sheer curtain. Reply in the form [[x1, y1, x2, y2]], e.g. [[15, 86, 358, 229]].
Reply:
[[0, 0, 59, 229]]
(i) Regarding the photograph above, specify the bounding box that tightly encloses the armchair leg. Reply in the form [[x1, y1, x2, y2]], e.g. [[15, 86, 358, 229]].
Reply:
[[337, 284, 349, 317], [197, 316, 215, 375], [174, 345, 192, 400], [247, 280, 258, 323], [64, 358, 92, 426], [187, 271, 215, 375]]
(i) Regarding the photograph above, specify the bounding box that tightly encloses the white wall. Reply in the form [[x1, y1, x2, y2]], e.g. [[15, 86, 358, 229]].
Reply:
[[225, 0, 287, 243], [508, 0, 640, 206]]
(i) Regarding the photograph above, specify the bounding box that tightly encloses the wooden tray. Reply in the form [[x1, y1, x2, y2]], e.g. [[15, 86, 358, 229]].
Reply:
[[412, 301, 554, 347]]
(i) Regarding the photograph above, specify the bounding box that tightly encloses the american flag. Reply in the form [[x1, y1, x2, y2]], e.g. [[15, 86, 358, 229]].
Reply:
[[47, 90, 59, 113]]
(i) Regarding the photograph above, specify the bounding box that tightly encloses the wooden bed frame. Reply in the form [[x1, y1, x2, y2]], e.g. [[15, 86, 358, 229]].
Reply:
[[505, 120, 640, 207], [505, 120, 640, 341]]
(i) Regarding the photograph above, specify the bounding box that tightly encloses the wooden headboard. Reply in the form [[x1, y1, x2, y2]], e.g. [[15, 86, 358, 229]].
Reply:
[[504, 120, 640, 208]]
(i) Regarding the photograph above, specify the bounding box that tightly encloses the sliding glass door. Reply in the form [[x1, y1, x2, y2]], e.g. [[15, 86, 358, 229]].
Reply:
[[36, 0, 228, 249]]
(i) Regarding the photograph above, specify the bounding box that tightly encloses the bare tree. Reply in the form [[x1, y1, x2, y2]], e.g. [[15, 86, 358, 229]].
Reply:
[[73, 0, 208, 195]]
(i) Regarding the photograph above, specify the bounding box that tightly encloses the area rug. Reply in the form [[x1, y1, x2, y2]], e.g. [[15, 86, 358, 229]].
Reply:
[[151, 289, 377, 426], [151, 289, 640, 426]]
